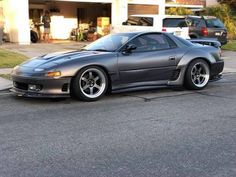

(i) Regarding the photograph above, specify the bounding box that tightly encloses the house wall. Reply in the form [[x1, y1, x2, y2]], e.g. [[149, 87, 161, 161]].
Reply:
[[2, 0, 166, 44], [206, 0, 218, 6], [3, 0, 30, 44]]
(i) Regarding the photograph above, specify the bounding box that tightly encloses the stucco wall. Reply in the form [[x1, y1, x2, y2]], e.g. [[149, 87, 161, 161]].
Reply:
[[206, 0, 218, 6]]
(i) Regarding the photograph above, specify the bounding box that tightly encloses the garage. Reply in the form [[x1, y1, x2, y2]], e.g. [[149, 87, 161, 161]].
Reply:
[[29, 0, 112, 41], [2, 0, 166, 44], [128, 4, 159, 16]]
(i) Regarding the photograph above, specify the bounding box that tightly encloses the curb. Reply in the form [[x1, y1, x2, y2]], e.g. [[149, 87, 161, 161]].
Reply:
[[0, 87, 12, 91], [0, 77, 12, 91], [0, 68, 13, 75]]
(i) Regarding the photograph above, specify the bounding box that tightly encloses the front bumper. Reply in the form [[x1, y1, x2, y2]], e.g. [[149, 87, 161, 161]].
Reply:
[[11, 74, 71, 98]]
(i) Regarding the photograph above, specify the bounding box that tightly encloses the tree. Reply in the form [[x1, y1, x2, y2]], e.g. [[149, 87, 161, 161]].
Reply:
[[217, 0, 236, 8], [166, 7, 193, 15]]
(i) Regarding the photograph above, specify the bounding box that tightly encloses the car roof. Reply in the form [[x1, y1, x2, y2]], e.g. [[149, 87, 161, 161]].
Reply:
[[114, 31, 162, 36], [187, 15, 217, 19], [130, 14, 185, 19]]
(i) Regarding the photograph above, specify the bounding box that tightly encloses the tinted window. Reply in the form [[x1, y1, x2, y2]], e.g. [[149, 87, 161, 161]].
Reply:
[[186, 18, 201, 27], [129, 34, 172, 52], [166, 36, 178, 48], [206, 19, 225, 28], [163, 18, 187, 27]]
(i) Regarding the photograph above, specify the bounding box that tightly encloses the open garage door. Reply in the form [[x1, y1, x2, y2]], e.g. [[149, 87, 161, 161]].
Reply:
[[128, 4, 158, 16]]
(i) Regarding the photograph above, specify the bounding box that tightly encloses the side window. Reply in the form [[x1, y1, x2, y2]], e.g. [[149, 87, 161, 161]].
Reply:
[[163, 18, 187, 27], [187, 18, 201, 27], [129, 34, 175, 52], [166, 36, 177, 48], [198, 19, 207, 27]]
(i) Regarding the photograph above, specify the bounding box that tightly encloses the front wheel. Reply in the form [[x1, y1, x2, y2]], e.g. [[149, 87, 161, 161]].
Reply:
[[184, 59, 210, 90], [71, 66, 108, 101]]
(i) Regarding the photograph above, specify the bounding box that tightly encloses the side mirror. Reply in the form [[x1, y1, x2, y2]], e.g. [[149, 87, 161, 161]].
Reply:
[[122, 44, 137, 54]]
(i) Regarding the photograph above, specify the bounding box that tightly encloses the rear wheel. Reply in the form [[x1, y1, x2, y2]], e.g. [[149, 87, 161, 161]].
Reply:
[[71, 66, 108, 101], [184, 59, 210, 90], [30, 30, 39, 43]]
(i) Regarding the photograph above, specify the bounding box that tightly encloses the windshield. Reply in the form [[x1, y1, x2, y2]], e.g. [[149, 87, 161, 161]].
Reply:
[[206, 19, 225, 28], [83, 33, 135, 52]]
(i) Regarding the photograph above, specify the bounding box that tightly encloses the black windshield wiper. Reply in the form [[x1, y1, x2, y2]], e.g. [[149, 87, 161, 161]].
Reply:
[[80, 48, 89, 51]]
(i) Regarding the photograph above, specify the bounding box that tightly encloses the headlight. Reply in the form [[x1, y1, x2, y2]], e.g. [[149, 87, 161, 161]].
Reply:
[[12, 65, 19, 74], [34, 68, 45, 72], [46, 71, 61, 77]]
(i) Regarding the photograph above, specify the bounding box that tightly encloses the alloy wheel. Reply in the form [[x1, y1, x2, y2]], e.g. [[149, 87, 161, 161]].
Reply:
[[191, 62, 210, 88], [79, 68, 106, 99]]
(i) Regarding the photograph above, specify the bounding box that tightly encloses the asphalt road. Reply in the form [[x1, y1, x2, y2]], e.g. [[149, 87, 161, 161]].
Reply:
[[0, 72, 236, 177]]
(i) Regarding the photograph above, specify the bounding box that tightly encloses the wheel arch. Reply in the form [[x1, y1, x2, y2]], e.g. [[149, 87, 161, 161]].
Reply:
[[71, 64, 112, 92], [183, 57, 211, 90], [168, 55, 213, 86], [181, 57, 211, 81], [186, 57, 211, 70]]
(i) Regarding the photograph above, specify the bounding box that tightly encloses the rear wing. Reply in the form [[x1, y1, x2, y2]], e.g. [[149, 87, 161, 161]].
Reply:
[[189, 39, 221, 48]]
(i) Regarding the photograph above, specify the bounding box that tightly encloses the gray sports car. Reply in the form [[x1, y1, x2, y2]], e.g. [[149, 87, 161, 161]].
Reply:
[[11, 32, 224, 101]]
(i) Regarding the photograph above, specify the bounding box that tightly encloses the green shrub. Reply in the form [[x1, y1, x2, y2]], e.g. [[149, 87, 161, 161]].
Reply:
[[166, 7, 193, 15]]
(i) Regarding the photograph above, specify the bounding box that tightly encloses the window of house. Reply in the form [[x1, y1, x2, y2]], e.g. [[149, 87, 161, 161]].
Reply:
[[123, 17, 153, 26]]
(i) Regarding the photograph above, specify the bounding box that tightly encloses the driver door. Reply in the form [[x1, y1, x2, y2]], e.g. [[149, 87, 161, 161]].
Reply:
[[118, 33, 178, 84]]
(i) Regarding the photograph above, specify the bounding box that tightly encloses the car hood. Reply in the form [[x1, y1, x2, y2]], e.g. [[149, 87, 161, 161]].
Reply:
[[19, 50, 112, 70]]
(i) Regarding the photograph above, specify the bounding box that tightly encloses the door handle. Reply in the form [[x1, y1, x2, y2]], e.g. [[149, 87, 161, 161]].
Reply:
[[169, 56, 176, 61]]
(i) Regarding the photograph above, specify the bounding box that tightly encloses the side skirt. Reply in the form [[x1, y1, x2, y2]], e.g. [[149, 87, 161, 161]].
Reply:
[[112, 80, 169, 93]]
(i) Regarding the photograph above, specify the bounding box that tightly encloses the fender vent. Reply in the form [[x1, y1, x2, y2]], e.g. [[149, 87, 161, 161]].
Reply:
[[62, 84, 69, 92], [170, 69, 180, 81]]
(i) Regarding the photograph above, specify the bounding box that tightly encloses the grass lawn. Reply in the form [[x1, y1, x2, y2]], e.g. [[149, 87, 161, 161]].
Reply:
[[0, 74, 11, 80], [222, 40, 236, 51], [0, 48, 28, 68]]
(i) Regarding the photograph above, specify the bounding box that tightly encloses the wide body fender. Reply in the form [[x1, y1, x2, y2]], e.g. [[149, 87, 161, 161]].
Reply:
[[168, 47, 218, 86]]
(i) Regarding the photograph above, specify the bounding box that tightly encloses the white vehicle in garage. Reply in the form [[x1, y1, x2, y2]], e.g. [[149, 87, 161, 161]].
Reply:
[[112, 14, 190, 39]]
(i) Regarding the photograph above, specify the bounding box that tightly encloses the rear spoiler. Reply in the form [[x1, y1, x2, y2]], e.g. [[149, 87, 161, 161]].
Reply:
[[189, 39, 221, 48]]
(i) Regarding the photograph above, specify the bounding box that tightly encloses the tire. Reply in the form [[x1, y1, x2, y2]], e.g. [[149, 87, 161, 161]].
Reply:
[[71, 66, 108, 101], [30, 30, 39, 43], [184, 59, 210, 90]]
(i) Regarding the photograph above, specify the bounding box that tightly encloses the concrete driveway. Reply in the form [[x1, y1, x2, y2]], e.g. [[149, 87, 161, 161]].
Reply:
[[0, 44, 236, 177], [1, 41, 90, 58], [1, 42, 236, 72]]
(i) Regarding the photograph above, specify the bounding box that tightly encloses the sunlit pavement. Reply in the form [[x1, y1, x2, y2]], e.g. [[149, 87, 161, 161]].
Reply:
[[0, 50, 236, 177], [0, 72, 236, 177]]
